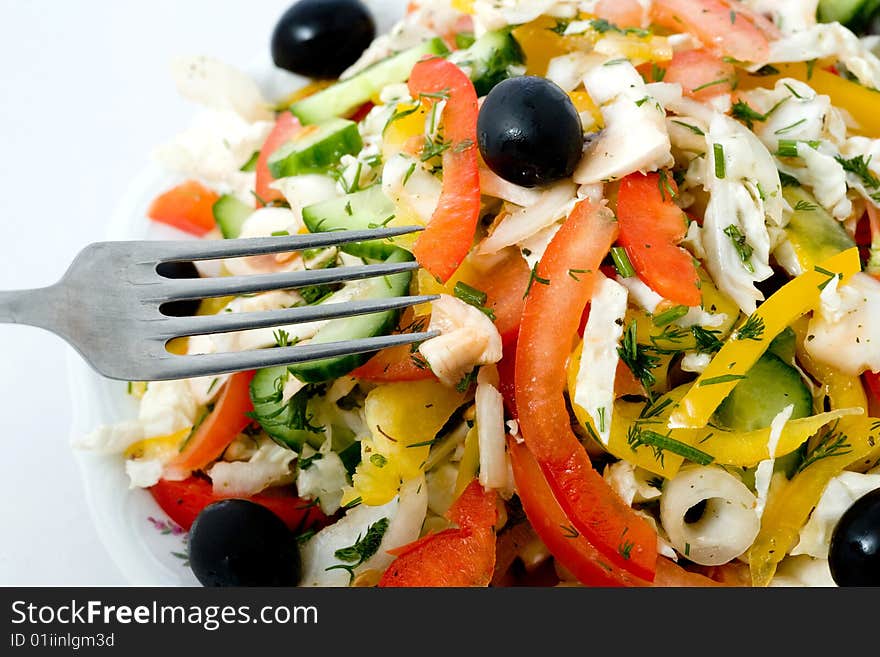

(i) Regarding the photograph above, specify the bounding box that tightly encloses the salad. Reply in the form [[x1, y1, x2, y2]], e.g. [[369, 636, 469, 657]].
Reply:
[[78, 0, 880, 588]]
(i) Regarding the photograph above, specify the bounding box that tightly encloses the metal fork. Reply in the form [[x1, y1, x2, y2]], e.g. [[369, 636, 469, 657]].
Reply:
[[0, 227, 437, 381]]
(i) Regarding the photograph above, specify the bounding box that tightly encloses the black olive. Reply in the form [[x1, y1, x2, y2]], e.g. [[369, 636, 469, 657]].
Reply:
[[477, 76, 583, 188], [271, 0, 375, 79], [188, 499, 302, 587], [156, 261, 200, 317], [829, 487, 880, 586]]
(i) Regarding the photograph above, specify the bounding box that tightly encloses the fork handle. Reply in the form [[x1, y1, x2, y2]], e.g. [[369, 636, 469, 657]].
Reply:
[[0, 287, 59, 329]]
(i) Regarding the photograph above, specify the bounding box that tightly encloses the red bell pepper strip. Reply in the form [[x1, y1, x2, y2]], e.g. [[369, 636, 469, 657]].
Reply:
[[255, 111, 302, 207], [149, 476, 328, 534], [515, 198, 658, 581], [651, 0, 773, 63], [497, 340, 518, 419], [407, 58, 481, 283], [508, 438, 633, 586], [617, 172, 702, 307], [482, 253, 531, 346], [379, 479, 497, 587], [508, 439, 720, 587], [348, 101, 374, 123], [164, 371, 256, 480], [865, 371, 880, 405], [147, 180, 220, 236], [351, 344, 438, 382]]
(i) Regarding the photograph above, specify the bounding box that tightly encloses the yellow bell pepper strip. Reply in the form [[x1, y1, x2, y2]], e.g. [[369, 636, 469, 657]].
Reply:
[[511, 17, 588, 77], [124, 427, 192, 461], [455, 425, 480, 496], [571, 334, 860, 474], [668, 248, 862, 430], [344, 380, 467, 506], [741, 62, 880, 139], [568, 90, 604, 129], [381, 102, 427, 161], [688, 409, 861, 468], [748, 323, 873, 587], [567, 343, 686, 478], [511, 16, 671, 77]]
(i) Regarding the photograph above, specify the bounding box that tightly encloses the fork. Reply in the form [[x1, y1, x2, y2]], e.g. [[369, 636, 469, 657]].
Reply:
[[0, 227, 437, 381]]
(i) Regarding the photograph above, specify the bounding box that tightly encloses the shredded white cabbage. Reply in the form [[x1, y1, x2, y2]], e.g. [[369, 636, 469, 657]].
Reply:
[[209, 438, 297, 499], [574, 275, 628, 444], [574, 59, 673, 184], [806, 272, 880, 375]]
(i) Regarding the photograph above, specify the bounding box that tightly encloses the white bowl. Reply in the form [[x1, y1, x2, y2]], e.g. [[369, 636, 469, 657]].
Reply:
[[67, 0, 407, 586]]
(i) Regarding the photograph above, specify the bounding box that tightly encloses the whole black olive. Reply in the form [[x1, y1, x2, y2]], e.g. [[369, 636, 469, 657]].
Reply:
[[829, 487, 880, 586], [188, 499, 302, 587], [156, 260, 200, 317], [477, 76, 584, 188], [271, 0, 375, 79]]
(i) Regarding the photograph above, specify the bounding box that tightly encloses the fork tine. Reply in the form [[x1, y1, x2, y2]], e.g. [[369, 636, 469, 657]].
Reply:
[[158, 295, 438, 339], [153, 261, 419, 301], [153, 226, 424, 263], [153, 332, 437, 380]]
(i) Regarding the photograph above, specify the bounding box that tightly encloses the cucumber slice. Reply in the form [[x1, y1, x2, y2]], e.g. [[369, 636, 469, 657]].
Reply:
[[451, 29, 525, 97], [212, 194, 253, 239], [240, 151, 259, 172], [302, 186, 407, 259], [782, 187, 855, 271], [768, 327, 797, 364], [249, 367, 325, 450], [714, 353, 813, 432], [268, 118, 363, 179], [288, 248, 414, 383], [290, 38, 450, 124], [818, 0, 880, 25], [455, 33, 476, 50]]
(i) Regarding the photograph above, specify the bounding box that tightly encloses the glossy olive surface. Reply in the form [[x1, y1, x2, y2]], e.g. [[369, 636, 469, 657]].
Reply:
[[829, 487, 880, 586], [271, 0, 375, 79], [477, 76, 583, 188], [189, 499, 302, 587]]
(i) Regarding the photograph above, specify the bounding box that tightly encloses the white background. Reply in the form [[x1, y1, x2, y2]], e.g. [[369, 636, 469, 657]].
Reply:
[[0, 0, 332, 585]]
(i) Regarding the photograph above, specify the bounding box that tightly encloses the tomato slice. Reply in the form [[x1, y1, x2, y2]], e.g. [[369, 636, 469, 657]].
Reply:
[[408, 58, 481, 283], [351, 344, 438, 382], [164, 371, 256, 480], [379, 480, 497, 587], [595, 0, 644, 27], [657, 49, 736, 101], [255, 112, 303, 207], [616, 172, 701, 307], [147, 180, 220, 236], [651, 0, 771, 63], [149, 477, 328, 533], [515, 198, 658, 581]]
